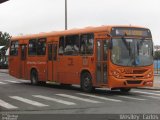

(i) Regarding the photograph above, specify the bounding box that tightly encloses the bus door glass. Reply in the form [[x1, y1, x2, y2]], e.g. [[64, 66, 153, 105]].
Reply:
[[96, 39, 109, 84], [47, 43, 58, 82], [20, 44, 27, 78]]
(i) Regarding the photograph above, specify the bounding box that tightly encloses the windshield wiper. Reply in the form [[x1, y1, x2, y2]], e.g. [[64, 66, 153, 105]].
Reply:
[[121, 37, 134, 66], [137, 37, 145, 58], [122, 36, 131, 56]]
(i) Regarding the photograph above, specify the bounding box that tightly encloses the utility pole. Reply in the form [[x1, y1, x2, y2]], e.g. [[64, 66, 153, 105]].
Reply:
[[65, 0, 67, 30]]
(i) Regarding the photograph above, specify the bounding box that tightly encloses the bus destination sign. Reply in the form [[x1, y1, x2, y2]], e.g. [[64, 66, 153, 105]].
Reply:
[[111, 27, 152, 37]]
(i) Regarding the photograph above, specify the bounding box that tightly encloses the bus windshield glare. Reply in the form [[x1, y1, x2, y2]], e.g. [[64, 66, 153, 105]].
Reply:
[[111, 38, 153, 66]]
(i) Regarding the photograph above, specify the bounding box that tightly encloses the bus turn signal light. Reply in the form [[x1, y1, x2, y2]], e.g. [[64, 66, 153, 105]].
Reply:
[[144, 81, 153, 86], [145, 72, 152, 78], [112, 70, 121, 78]]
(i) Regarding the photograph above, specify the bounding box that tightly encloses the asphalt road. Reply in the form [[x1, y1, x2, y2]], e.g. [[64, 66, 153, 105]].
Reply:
[[0, 72, 160, 120]]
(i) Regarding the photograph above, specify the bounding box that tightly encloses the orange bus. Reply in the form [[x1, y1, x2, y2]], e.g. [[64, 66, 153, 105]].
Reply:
[[9, 25, 154, 92]]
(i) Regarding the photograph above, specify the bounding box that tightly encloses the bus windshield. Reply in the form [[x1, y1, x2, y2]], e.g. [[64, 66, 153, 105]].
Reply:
[[111, 38, 153, 66]]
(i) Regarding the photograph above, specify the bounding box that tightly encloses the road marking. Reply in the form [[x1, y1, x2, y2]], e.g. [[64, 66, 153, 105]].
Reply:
[[138, 90, 160, 93], [117, 95, 146, 101], [0, 99, 18, 109], [33, 95, 76, 105], [77, 93, 122, 102], [56, 94, 101, 103], [140, 95, 160, 100], [133, 91, 160, 96], [147, 90, 160, 93], [0, 81, 7, 84], [4, 80, 21, 83], [10, 96, 48, 107]]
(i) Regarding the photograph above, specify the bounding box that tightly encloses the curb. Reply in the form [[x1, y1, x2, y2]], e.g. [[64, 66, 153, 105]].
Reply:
[[0, 70, 8, 74], [0, 72, 8, 74]]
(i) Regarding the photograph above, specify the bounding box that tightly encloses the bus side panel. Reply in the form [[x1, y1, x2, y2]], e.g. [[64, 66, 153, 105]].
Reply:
[[9, 40, 21, 78], [27, 56, 47, 81], [57, 56, 95, 85], [80, 56, 96, 86], [9, 56, 20, 78], [57, 56, 82, 84], [37, 57, 47, 81]]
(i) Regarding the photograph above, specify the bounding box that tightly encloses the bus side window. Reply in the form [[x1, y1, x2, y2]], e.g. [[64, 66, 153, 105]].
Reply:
[[10, 41, 19, 56], [59, 36, 65, 55], [28, 39, 37, 55], [37, 38, 46, 55], [80, 33, 94, 55], [64, 35, 79, 55]]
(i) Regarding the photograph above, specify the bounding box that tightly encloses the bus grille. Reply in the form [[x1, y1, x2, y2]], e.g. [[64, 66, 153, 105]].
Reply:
[[125, 69, 147, 74], [126, 80, 142, 84], [124, 76, 143, 78], [133, 69, 147, 74]]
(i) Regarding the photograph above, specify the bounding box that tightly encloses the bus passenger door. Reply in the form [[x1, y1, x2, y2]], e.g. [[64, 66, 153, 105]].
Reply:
[[96, 39, 109, 84], [47, 43, 58, 81], [20, 44, 27, 79]]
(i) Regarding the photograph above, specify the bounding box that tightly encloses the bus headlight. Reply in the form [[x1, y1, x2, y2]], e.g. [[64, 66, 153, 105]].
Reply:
[[112, 70, 121, 78], [146, 72, 152, 78]]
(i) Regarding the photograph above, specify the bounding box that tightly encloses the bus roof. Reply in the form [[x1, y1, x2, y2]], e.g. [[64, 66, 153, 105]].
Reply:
[[11, 25, 148, 40]]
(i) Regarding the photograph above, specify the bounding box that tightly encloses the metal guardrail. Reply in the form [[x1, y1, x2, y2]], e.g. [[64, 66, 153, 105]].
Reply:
[[154, 60, 160, 74]]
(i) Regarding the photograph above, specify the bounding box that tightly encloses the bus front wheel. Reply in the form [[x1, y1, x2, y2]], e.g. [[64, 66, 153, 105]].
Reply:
[[120, 88, 131, 93], [81, 72, 94, 93], [30, 70, 38, 85]]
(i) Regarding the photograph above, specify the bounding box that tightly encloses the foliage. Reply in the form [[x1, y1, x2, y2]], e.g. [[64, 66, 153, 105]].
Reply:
[[154, 51, 160, 60], [0, 31, 11, 47]]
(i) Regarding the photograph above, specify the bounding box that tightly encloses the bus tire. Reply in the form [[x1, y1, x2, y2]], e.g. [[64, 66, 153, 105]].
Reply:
[[60, 83, 71, 87], [30, 70, 38, 85], [38, 81, 46, 85], [120, 88, 131, 93], [81, 72, 94, 93]]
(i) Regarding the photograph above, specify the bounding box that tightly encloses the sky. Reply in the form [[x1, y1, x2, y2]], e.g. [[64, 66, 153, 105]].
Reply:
[[0, 0, 160, 45]]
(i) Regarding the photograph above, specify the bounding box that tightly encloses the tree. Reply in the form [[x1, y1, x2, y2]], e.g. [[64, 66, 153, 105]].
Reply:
[[154, 51, 160, 60], [0, 32, 11, 64], [0, 31, 11, 47]]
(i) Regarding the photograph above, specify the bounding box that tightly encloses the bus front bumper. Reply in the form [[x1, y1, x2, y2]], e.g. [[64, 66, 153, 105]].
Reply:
[[108, 76, 154, 89]]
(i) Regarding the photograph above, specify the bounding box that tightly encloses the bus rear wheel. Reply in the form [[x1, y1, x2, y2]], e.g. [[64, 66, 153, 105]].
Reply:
[[30, 70, 38, 85], [38, 81, 46, 85], [81, 72, 94, 93], [60, 83, 71, 87], [120, 88, 131, 93]]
